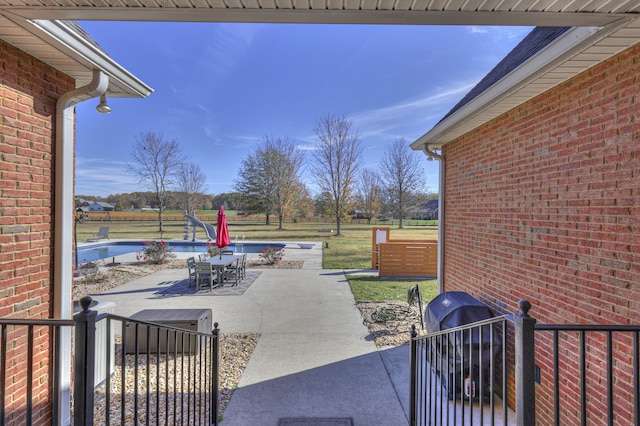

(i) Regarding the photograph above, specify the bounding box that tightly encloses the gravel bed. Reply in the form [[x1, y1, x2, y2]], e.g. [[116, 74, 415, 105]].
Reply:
[[74, 258, 259, 419], [356, 301, 425, 347]]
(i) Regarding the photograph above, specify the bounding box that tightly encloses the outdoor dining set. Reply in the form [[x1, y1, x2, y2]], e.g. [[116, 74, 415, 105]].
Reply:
[[186, 252, 248, 291]]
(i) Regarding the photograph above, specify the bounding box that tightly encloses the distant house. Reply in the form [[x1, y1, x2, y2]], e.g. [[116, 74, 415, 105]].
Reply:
[[351, 210, 371, 220], [75, 197, 91, 207], [412, 199, 438, 220], [87, 201, 114, 211]]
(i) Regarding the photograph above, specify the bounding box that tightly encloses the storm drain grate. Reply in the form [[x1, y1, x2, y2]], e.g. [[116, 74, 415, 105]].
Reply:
[[278, 418, 353, 426]]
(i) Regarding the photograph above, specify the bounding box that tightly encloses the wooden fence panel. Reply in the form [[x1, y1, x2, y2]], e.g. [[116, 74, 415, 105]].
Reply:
[[378, 242, 437, 278]]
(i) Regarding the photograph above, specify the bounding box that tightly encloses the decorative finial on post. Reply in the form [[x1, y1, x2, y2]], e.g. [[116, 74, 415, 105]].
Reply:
[[80, 296, 93, 313], [519, 300, 532, 317]]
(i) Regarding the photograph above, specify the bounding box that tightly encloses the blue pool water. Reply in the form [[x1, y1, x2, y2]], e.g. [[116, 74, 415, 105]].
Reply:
[[77, 241, 285, 263]]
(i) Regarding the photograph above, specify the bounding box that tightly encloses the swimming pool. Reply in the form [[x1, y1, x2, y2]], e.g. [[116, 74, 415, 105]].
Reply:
[[76, 241, 285, 263]]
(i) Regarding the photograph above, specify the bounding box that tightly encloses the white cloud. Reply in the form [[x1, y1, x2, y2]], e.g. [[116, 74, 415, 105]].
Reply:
[[348, 80, 476, 142], [200, 24, 261, 77], [466, 25, 531, 41], [75, 157, 141, 197]]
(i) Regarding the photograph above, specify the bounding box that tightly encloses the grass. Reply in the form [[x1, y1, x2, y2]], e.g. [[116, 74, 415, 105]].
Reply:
[[347, 275, 438, 303], [78, 217, 440, 312], [76, 219, 438, 270]]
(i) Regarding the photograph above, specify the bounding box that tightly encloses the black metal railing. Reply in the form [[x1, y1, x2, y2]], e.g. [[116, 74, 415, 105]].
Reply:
[[534, 323, 640, 425], [410, 315, 511, 425], [0, 317, 74, 425], [411, 299, 640, 426], [0, 296, 220, 426]]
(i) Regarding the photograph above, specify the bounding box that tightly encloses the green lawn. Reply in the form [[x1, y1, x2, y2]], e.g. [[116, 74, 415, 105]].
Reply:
[[347, 275, 438, 303], [76, 219, 438, 270]]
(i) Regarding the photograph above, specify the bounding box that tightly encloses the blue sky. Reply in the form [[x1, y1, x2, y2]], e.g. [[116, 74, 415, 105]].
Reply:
[[75, 22, 532, 197]]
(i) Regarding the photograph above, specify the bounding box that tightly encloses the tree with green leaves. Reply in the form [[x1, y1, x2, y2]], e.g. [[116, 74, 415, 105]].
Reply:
[[126, 132, 184, 233], [310, 114, 362, 235], [235, 136, 305, 229]]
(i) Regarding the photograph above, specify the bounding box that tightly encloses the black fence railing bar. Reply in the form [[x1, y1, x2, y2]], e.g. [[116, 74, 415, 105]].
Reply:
[[410, 315, 511, 425], [534, 322, 640, 426], [0, 317, 75, 425], [73, 297, 220, 426], [0, 297, 220, 426]]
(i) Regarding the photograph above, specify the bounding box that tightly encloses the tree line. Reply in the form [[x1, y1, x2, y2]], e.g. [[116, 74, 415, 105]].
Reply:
[[82, 114, 435, 235]]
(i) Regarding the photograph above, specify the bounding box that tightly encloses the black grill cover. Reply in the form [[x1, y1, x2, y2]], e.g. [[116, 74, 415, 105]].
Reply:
[[425, 291, 495, 333]]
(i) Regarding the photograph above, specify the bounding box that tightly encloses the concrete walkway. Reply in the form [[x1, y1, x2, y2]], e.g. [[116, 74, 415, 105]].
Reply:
[[94, 241, 410, 425]]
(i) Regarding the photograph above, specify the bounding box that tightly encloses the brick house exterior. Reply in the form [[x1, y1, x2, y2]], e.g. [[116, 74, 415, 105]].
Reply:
[[2, 4, 640, 424], [413, 30, 640, 424], [1, 39, 76, 425], [0, 23, 150, 423]]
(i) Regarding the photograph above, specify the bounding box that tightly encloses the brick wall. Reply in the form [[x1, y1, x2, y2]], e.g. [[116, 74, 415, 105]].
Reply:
[[0, 39, 75, 426], [443, 42, 640, 423]]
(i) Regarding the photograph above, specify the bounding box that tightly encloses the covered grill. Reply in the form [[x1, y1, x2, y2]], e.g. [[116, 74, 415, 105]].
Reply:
[[424, 291, 502, 400]]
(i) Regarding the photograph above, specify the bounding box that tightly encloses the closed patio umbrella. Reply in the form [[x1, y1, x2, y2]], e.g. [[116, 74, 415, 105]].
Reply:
[[216, 206, 230, 258]]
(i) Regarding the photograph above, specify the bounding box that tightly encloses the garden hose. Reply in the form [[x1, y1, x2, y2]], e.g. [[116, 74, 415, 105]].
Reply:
[[370, 304, 421, 323]]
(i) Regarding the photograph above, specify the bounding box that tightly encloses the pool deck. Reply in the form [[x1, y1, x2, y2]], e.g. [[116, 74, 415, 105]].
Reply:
[[78, 238, 300, 264], [89, 239, 322, 266], [88, 241, 413, 425]]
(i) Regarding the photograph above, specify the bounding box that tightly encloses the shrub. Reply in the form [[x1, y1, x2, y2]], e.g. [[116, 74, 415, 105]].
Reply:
[[137, 240, 175, 264], [259, 247, 284, 265], [206, 239, 222, 257]]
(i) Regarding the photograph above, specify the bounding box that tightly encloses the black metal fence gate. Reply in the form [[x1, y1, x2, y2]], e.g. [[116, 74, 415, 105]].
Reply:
[[0, 296, 220, 426]]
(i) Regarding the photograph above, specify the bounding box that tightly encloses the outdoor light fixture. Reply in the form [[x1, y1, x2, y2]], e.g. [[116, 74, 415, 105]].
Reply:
[[96, 94, 111, 114]]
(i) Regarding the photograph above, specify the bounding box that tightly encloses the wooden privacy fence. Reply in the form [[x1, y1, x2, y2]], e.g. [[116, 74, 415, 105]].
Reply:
[[378, 242, 438, 278], [372, 227, 437, 278]]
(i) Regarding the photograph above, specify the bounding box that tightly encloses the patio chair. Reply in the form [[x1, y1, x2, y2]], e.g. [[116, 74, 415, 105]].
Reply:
[[198, 253, 207, 261], [221, 250, 234, 255], [236, 253, 247, 280], [195, 262, 217, 291], [87, 226, 110, 242], [187, 257, 197, 287], [223, 258, 240, 286]]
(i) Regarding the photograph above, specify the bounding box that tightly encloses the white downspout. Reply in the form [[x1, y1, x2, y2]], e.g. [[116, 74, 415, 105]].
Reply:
[[54, 69, 109, 426], [423, 145, 444, 294]]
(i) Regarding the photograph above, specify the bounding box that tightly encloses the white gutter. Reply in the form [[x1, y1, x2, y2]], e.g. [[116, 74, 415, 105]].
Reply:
[[422, 145, 444, 294], [29, 19, 153, 98], [410, 25, 604, 150], [54, 69, 108, 426]]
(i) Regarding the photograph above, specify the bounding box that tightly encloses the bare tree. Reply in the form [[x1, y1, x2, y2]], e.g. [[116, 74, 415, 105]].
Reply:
[[291, 182, 315, 220], [176, 162, 207, 214], [127, 132, 184, 233], [380, 138, 426, 229], [235, 136, 305, 229], [310, 114, 362, 235], [356, 167, 382, 224], [262, 136, 305, 229]]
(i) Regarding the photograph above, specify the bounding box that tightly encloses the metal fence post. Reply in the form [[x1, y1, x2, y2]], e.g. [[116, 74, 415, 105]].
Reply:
[[211, 322, 220, 426], [73, 296, 97, 426], [409, 324, 418, 426], [514, 300, 536, 426]]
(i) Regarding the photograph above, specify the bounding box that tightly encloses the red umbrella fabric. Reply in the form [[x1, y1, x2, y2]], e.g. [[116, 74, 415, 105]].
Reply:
[[216, 206, 231, 257]]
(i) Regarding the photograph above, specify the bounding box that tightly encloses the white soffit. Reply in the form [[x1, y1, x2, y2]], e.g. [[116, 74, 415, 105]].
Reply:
[[0, 14, 152, 98], [0, 0, 638, 25]]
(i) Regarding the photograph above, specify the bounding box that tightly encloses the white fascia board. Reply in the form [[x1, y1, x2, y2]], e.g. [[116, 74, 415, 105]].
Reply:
[[29, 19, 153, 98], [409, 23, 629, 151]]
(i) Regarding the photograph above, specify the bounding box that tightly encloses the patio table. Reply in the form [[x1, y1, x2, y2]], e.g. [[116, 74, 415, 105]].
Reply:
[[207, 254, 242, 286]]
